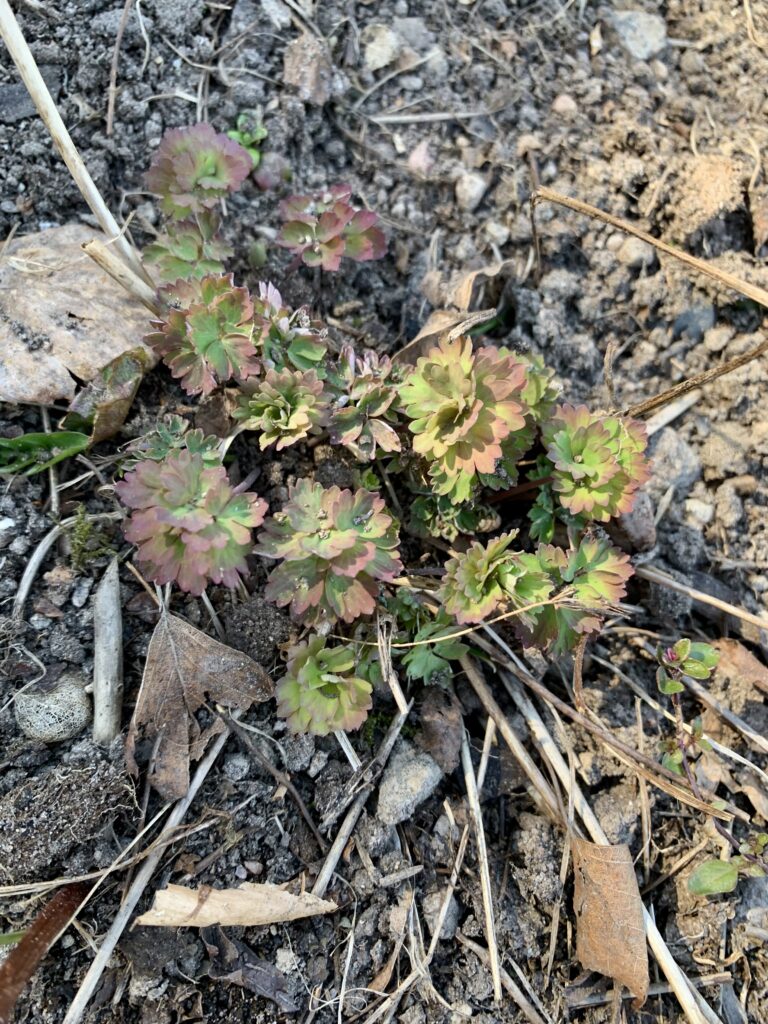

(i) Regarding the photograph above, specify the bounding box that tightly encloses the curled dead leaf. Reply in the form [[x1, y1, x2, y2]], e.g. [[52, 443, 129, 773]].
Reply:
[[126, 612, 273, 800], [572, 837, 649, 1008], [136, 881, 337, 928]]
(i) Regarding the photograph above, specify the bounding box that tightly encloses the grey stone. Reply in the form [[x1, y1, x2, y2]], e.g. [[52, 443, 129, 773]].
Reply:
[[611, 10, 668, 60], [455, 172, 488, 212], [362, 24, 401, 71], [0, 67, 60, 126], [376, 741, 442, 825], [71, 578, 94, 609], [15, 671, 91, 743], [0, 517, 14, 549], [714, 482, 743, 528], [422, 889, 459, 940], [703, 325, 734, 353], [617, 490, 656, 551], [647, 427, 701, 501], [673, 305, 716, 342], [223, 752, 251, 782], [617, 236, 656, 269], [393, 17, 436, 51]]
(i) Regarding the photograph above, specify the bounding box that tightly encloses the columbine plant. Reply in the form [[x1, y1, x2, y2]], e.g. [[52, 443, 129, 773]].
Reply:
[[277, 185, 386, 271], [328, 346, 402, 460], [400, 336, 530, 502], [116, 121, 660, 741], [234, 368, 329, 450], [116, 447, 266, 596], [146, 275, 259, 396], [255, 479, 402, 626], [277, 637, 373, 734]]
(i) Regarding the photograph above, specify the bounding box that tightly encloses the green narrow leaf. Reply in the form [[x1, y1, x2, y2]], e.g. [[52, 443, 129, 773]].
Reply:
[[688, 859, 739, 896], [0, 431, 90, 476]]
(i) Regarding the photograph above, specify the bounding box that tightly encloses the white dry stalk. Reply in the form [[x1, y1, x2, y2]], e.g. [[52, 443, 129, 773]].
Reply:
[[497, 665, 721, 1024], [61, 726, 233, 1024], [92, 558, 124, 745], [0, 0, 145, 280], [81, 238, 160, 313], [460, 730, 502, 1002]]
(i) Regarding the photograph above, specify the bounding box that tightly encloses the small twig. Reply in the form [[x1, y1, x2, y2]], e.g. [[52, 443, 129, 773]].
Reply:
[[635, 564, 768, 633], [475, 717, 496, 794], [645, 390, 703, 436], [200, 589, 227, 643], [313, 705, 411, 898], [12, 512, 123, 623], [456, 932, 549, 1024], [92, 558, 124, 746], [222, 712, 327, 853], [106, 0, 133, 135], [566, 973, 733, 1010], [61, 727, 232, 1024], [572, 635, 587, 713], [461, 730, 502, 1002], [0, 0, 144, 278]]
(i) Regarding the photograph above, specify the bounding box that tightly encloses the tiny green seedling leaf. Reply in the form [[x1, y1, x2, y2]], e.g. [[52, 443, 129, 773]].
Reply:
[[688, 859, 739, 896]]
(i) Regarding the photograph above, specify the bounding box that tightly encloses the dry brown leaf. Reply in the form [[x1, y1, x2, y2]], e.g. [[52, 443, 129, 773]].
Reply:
[[126, 612, 273, 800], [572, 837, 649, 1007], [448, 258, 516, 311], [715, 638, 768, 697], [393, 308, 495, 364], [135, 881, 337, 928], [0, 223, 154, 404]]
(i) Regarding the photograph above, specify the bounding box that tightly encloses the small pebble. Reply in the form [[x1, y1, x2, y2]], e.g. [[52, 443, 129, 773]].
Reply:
[[421, 889, 459, 940], [551, 92, 577, 116], [484, 219, 509, 246], [616, 236, 656, 269], [377, 741, 442, 825], [15, 671, 92, 743], [455, 172, 488, 212], [685, 497, 714, 526], [0, 517, 15, 549], [223, 752, 250, 782], [611, 10, 668, 60], [307, 749, 329, 778], [703, 325, 734, 353], [71, 578, 94, 608]]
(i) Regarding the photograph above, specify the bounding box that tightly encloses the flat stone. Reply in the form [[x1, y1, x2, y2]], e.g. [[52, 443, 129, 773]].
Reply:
[[376, 741, 442, 825], [362, 24, 401, 71], [455, 172, 488, 212], [0, 66, 60, 125], [0, 517, 15, 549], [393, 17, 436, 51], [611, 10, 667, 60], [422, 889, 459, 941]]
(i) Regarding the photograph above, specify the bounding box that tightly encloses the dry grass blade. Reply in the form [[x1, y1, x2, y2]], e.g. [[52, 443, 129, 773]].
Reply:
[[635, 565, 768, 634], [92, 558, 123, 746], [456, 932, 549, 1024], [460, 730, 502, 1002]]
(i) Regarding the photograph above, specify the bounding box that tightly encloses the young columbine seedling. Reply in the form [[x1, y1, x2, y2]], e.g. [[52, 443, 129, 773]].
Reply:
[[226, 111, 268, 168], [277, 636, 373, 735], [400, 336, 531, 503], [116, 448, 267, 596], [542, 404, 649, 522], [145, 123, 252, 220], [328, 346, 402, 461], [277, 185, 386, 271], [143, 210, 233, 284], [255, 479, 402, 626], [234, 368, 329, 450], [252, 282, 328, 373], [147, 275, 259, 396]]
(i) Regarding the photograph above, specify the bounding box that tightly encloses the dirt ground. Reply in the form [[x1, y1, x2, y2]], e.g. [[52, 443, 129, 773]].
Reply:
[[1, 1, 768, 1022]]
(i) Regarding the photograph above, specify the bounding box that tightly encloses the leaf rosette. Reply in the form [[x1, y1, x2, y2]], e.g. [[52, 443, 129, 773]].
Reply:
[[234, 368, 329, 450], [256, 479, 402, 625], [116, 449, 267, 595], [277, 637, 373, 734]]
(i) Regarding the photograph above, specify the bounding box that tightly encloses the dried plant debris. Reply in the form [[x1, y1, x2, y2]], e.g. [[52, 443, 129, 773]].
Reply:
[[136, 881, 337, 928], [572, 837, 649, 1007], [125, 612, 273, 800]]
